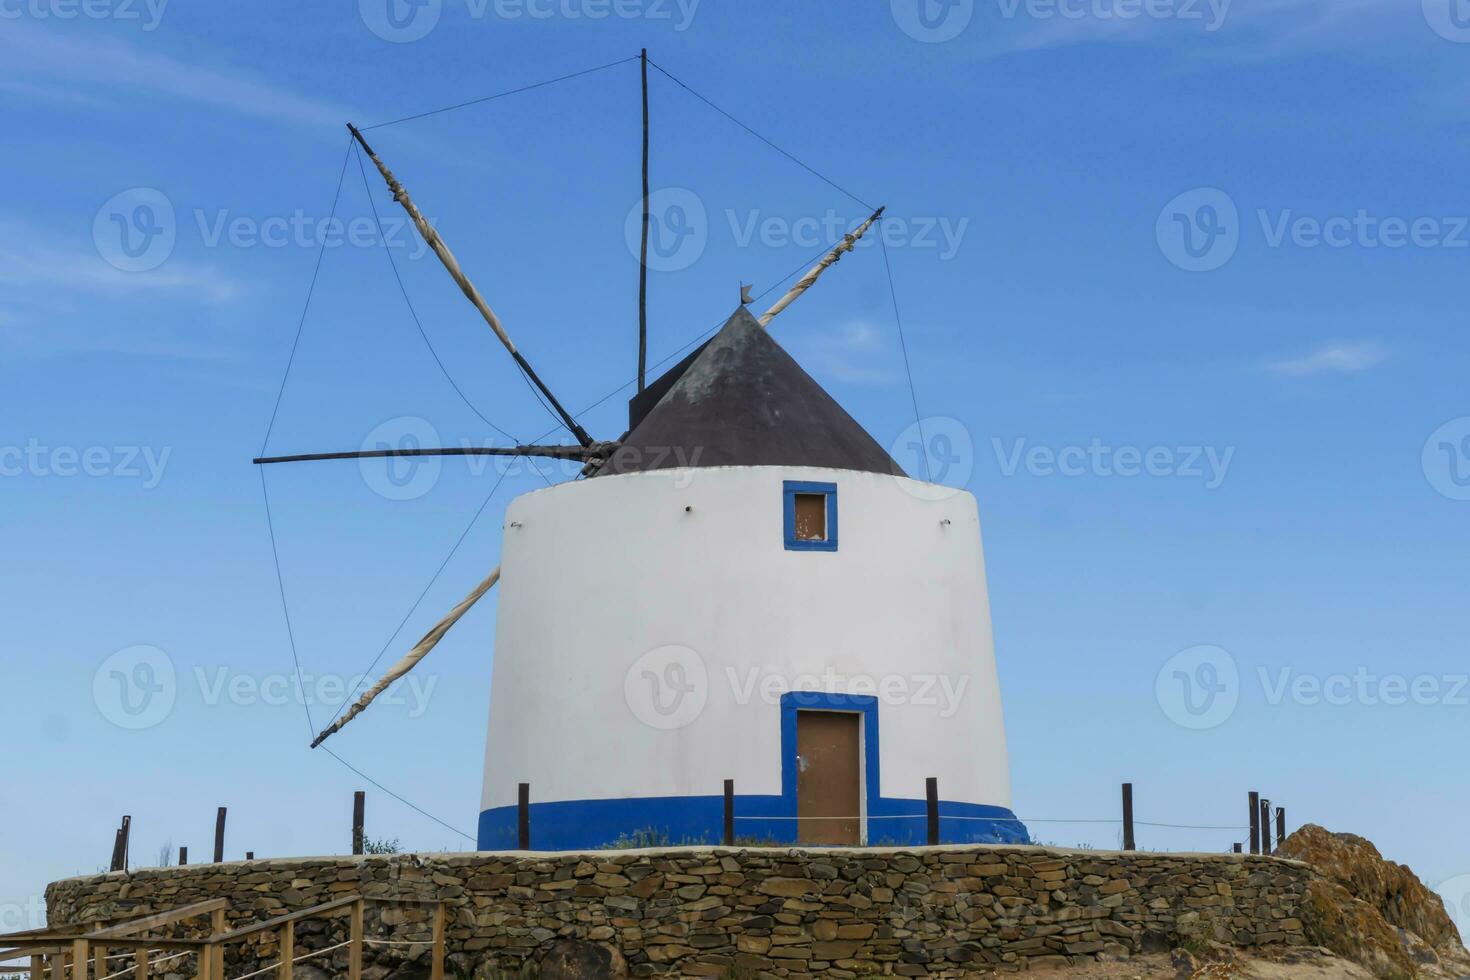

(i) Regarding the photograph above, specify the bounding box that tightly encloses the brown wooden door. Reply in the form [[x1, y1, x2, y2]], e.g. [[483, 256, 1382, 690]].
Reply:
[[796, 711, 862, 845]]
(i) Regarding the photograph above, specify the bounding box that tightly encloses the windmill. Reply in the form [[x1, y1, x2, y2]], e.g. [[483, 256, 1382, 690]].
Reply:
[[256, 52, 1026, 850]]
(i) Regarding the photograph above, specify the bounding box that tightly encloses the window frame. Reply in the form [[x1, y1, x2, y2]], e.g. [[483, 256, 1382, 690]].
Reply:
[[783, 480, 839, 552]]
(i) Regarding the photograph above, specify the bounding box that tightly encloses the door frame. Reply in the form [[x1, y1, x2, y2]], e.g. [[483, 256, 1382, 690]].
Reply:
[[780, 692, 879, 845]]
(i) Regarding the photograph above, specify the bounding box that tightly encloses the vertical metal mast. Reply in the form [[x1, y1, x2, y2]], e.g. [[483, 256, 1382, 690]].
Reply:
[[637, 47, 650, 393]]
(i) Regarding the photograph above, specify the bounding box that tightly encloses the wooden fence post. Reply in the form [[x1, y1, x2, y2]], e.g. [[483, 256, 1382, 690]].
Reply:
[[723, 780, 734, 847], [178, 847, 187, 866], [1248, 792, 1260, 854], [925, 777, 939, 846], [1121, 783, 1135, 851], [245, 852, 254, 861], [430, 902, 446, 980], [348, 900, 363, 980], [517, 784, 530, 850], [1275, 806, 1286, 848], [1232, 843, 1243, 854], [134, 948, 149, 980], [213, 808, 227, 863], [352, 791, 366, 856], [71, 939, 89, 980], [1260, 799, 1272, 856], [109, 816, 130, 872], [209, 906, 225, 980], [277, 920, 294, 980]]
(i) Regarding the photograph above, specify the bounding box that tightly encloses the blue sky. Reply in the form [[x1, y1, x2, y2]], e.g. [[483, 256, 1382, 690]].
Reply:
[[5, 0, 1470, 938]]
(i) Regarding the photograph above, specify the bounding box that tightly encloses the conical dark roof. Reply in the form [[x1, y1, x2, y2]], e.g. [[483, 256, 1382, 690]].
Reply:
[[598, 306, 906, 477]]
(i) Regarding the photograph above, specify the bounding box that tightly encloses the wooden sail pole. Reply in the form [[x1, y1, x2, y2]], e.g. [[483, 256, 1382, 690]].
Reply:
[[759, 206, 885, 328], [637, 47, 650, 393], [253, 444, 611, 466], [312, 566, 501, 748], [346, 123, 593, 447]]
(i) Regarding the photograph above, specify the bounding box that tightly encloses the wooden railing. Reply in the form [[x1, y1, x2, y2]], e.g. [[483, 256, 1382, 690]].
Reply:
[[0, 895, 445, 980]]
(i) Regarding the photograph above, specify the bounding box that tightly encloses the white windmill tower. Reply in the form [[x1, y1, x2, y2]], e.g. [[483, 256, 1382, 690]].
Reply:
[[476, 304, 1022, 849], [259, 57, 1027, 850]]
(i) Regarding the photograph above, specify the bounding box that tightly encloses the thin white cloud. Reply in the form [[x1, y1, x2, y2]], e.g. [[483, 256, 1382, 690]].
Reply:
[[0, 217, 244, 357], [1, 318, 245, 360], [0, 26, 350, 129], [980, 0, 1400, 59], [789, 320, 899, 386], [0, 77, 113, 109], [1266, 341, 1386, 376], [0, 226, 240, 306]]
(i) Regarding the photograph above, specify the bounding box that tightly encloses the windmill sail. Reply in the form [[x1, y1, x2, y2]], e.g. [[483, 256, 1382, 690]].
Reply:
[[759, 207, 884, 327], [347, 124, 592, 447], [284, 128, 886, 749], [311, 566, 501, 747]]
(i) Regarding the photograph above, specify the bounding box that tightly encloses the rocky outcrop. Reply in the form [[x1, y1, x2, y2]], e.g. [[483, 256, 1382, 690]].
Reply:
[[1279, 825, 1470, 980]]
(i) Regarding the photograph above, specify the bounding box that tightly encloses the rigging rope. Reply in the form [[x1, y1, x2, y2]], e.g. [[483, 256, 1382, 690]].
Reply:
[[257, 135, 536, 467], [324, 462, 516, 728], [256, 56, 894, 841], [259, 466, 316, 740], [258, 137, 354, 459], [345, 51, 881, 453], [880, 233, 931, 482], [259, 443, 513, 840], [256, 78, 608, 832], [352, 144, 574, 454], [351, 145, 551, 477], [362, 56, 640, 131], [259, 417, 518, 838], [647, 58, 876, 213], [522, 239, 858, 445], [322, 747, 476, 843]]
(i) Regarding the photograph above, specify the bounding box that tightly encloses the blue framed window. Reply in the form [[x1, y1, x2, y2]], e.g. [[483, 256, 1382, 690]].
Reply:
[[783, 480, 838, 552]]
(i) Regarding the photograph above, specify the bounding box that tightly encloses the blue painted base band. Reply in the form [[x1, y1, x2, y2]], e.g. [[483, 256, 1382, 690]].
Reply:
[[483, 693, 1027, 850], [477, 795, 1029, 851]]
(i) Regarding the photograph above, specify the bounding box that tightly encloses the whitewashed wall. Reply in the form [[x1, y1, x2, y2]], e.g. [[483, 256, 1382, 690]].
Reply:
[[481, 465, 1013, 814]]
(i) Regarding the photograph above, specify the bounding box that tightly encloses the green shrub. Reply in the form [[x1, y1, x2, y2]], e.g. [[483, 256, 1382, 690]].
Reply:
[[598, 828, 711, 850]]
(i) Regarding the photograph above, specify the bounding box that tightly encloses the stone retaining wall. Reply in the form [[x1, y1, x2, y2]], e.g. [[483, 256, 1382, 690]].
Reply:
[[45, 845, 1314, 977]]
